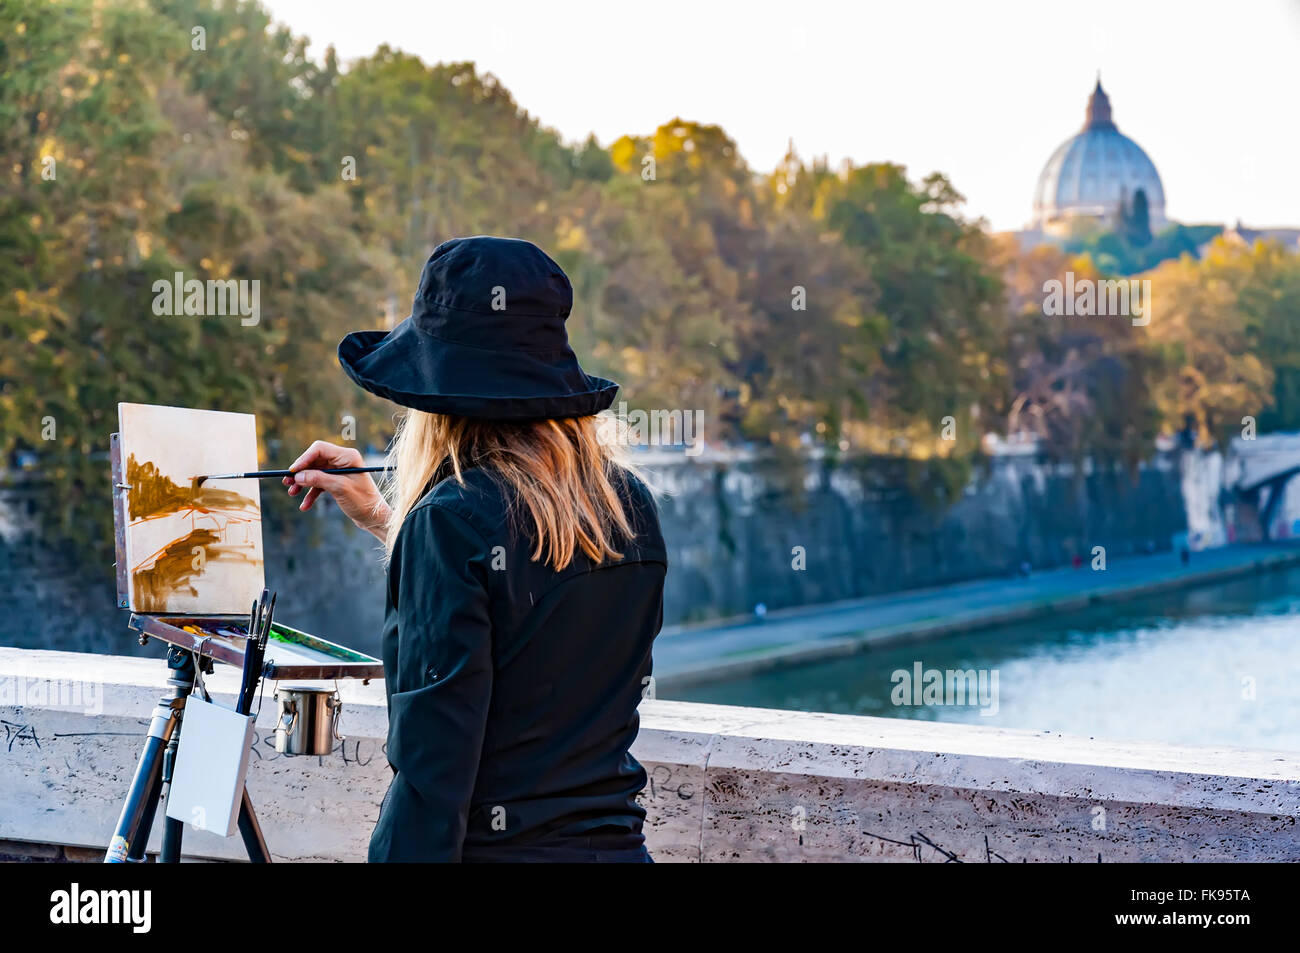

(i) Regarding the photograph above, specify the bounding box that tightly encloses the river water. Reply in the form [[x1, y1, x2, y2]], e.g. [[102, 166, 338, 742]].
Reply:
[[669, 566, 1300, 752]]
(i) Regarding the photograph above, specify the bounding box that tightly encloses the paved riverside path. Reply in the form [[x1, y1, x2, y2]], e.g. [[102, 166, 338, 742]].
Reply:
[[653, 542, 1300, 689]]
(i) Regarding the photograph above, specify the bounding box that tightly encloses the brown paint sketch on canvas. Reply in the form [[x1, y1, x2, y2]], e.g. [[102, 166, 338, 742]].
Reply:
[[119, 403, 265, 613]]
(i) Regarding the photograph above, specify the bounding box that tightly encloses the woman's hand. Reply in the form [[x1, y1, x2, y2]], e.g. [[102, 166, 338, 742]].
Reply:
[[284, 440, 392, 542]]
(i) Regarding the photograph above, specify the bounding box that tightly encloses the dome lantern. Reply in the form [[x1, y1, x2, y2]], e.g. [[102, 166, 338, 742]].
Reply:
[[1084, 77, 1115, 131]]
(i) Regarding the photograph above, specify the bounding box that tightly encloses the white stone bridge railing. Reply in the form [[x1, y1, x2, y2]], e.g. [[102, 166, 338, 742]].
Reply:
[[1, 648, 1297, 862]]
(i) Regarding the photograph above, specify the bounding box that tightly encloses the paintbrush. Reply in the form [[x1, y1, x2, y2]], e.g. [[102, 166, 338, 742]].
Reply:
[[195, 466, 391, 486], [258, 592, 276, 651], [236, 594, 263, 714]]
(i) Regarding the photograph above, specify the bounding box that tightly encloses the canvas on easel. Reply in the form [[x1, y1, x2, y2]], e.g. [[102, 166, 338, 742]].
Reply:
[[118, 402, 265, 614]]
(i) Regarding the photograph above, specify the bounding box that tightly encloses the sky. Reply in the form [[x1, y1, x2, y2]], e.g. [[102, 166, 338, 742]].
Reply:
[[260, 0, 1300, 232]]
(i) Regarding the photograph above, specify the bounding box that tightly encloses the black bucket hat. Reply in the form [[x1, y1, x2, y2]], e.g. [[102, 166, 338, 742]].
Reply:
[[338, 236, 618, 419]]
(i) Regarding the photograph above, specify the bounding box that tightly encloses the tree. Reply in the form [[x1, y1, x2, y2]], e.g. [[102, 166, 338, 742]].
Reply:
[[1144, 245, 1274, 447], [988, 236, 1161, 465], [1122, 189, 1152, 247]]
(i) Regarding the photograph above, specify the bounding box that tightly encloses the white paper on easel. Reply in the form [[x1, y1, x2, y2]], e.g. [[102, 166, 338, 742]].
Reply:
[[165, 696, 255, 838], [117, 402, 265, 614]]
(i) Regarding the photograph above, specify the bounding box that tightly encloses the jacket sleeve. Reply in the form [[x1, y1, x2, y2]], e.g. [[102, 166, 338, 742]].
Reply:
[[370, 502, 493, 863]]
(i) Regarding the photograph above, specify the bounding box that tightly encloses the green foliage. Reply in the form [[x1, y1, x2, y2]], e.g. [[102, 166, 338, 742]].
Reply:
[[0, 0, 391, 561], [1197, 239, 1300, 436], [1142, 244, 1274, 448], [1062, 222, 1223, 275]]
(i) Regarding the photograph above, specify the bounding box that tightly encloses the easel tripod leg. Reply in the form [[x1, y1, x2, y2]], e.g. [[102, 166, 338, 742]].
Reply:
[[106, 731, 168, 863], [237, 789, 272, 862], [159, 729, 185, 863], [105, 648, 194, 863]]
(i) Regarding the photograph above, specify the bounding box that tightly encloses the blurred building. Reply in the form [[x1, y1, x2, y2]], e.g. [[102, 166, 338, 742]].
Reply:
[[1030, 78, 1166, 238], [1211, 221, 1300, 254]]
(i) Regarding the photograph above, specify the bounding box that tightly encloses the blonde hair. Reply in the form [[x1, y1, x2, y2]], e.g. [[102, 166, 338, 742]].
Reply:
[[382, 411, 636, 571]]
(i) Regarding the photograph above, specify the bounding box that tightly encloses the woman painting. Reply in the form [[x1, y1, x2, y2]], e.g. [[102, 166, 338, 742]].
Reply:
[[286, 236, 666, 863]]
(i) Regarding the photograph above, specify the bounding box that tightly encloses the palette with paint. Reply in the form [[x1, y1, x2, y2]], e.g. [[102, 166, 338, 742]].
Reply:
[[112, 402, 383, 680]]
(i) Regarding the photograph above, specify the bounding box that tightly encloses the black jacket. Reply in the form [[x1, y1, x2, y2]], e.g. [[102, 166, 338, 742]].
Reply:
[[367, 466, 667, 862]]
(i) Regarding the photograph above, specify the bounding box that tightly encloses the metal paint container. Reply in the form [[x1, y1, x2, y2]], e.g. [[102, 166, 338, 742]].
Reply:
[[273, 684, 343, 756]]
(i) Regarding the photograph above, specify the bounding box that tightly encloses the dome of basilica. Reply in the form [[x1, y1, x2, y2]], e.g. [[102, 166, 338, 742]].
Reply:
[[1032, 79, 1165, 236]]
